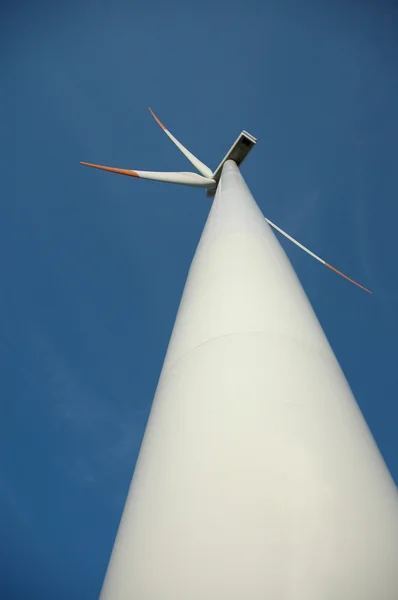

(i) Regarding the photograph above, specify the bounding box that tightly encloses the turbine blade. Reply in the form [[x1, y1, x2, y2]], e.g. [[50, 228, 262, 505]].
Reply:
[[148, 107, 213, 179], [80, 162, 139, 177], [265, 217, 372, 294], [80, 162, 216, 189]]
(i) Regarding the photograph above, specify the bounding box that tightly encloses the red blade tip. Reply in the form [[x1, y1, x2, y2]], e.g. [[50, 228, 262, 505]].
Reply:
[[325, 263, 372, 294]]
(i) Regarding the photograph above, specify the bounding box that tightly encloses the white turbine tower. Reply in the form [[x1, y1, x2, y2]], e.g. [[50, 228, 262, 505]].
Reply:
[[81, 110, 398, 600]]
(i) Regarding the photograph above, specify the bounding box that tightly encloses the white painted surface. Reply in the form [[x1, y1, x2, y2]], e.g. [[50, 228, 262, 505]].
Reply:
[[159, 129, 213, 179], [148, 108, 214, 179], [134, 170, 216, 187], [100, 160, 398, 599]]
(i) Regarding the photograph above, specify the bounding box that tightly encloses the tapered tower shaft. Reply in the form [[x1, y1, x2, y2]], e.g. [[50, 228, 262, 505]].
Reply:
[[100, 160, 398, 600]]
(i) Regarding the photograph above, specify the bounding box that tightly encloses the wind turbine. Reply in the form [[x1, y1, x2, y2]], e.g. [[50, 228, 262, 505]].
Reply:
[[82, 110, 370, 293], [81, 110, 398, 600]]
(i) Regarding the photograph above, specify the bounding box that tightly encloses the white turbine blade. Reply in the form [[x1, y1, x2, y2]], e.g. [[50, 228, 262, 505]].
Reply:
[[80, 162, 216, 189], [148, 108, 213, 179], [266, 217, 372, 294]]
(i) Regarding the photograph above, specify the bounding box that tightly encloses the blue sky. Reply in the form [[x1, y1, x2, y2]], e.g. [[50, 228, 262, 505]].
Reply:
[[3, 1, 398, 597]]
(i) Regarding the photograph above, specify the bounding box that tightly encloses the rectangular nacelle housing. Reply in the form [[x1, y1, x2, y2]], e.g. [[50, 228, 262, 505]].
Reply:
[[210, 130, 257, 191]]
